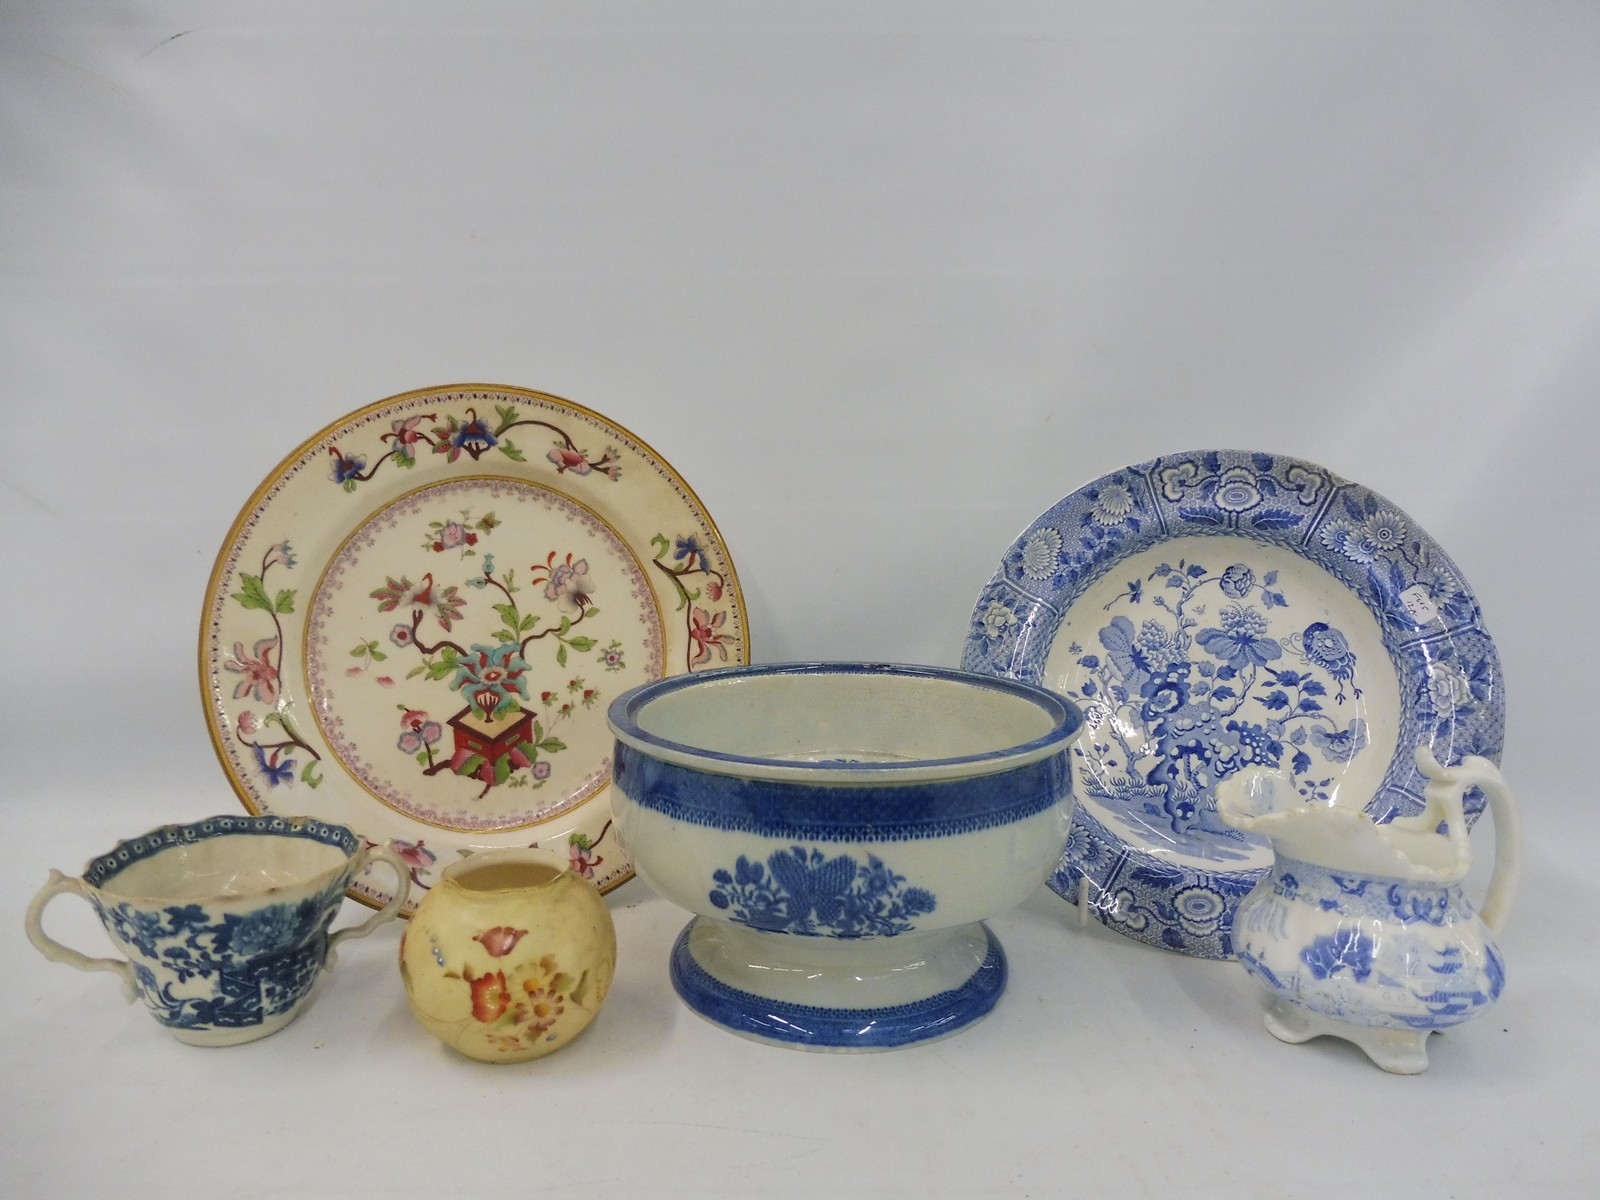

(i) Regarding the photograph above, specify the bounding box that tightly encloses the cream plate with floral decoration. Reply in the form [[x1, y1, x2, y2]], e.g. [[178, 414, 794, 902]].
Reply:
[[202, 385, 748, 912]]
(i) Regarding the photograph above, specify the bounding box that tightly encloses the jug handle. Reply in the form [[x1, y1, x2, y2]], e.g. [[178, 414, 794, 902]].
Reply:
[[326, 842, 412, 967], [1463, 755, 1521, 934], [1416, 747, 1520, 932], [24, 871, 140, 1002]]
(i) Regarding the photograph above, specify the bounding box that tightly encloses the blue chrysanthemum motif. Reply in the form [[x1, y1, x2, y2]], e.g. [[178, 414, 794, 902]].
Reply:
[[1172, 884, 1226, 936], [1086, 481, 1138, 526], [1064, 821, 1096, 867], [1211, 467, 1264, 514], [1019, 527, 1063, 580]]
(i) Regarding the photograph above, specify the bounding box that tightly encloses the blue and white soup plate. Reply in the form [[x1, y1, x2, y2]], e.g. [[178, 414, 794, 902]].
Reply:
[[962, 449, 1504, 959], [607, 663, 1083, 1050]]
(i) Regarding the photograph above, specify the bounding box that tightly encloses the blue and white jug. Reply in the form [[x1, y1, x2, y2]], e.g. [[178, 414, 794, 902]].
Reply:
[[1216, 746, 1519, 1073]]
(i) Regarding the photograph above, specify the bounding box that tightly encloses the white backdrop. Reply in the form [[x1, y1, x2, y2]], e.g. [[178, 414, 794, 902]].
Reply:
[[3, 4, 1597, 1197]]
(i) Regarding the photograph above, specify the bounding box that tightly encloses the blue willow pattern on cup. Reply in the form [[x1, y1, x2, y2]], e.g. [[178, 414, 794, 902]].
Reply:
[[708, 847, 938, 937], [961, 449, 1503, 958], [79, 815, 365, 1034], [88, 882, 348, 1032]]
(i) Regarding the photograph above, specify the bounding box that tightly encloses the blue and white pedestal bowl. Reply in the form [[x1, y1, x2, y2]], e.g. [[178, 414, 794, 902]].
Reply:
[[607, 663, 1082, 1051]]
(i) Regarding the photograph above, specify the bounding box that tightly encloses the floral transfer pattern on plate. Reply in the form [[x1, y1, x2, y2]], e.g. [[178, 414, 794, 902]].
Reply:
[[305, 478, 662, 832], [204, 385, 748, 913], [962, 450, 1502, 958]]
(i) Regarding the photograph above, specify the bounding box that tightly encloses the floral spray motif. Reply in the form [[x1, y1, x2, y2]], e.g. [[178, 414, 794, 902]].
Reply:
[[709, 848, 938, 937], [649, 533, 734, 671], [226, 541, 324, 790], [368, 517, 619, 798], [1070, 556, 1370, 838], [399, 847, 617, 1063]]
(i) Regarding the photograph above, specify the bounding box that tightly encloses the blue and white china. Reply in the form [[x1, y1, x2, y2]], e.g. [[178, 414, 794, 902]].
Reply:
[[607, 662, 1082, 1050], [25, 815, 410, 1046], [962, 449, 1504, 958], [1216, 746, 1518, 1073]]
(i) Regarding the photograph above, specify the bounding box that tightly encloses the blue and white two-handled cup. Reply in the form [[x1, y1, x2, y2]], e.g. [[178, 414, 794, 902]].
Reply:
[[26, 814, 409, 1046]]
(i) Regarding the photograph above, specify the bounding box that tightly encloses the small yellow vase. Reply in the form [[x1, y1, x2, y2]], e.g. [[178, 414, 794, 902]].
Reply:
[[399, 847, 616, 1063]]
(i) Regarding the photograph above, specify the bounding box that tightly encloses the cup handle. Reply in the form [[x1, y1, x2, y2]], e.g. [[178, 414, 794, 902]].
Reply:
[[24, 871, 140, 1003], [326, 842, 412, 966]]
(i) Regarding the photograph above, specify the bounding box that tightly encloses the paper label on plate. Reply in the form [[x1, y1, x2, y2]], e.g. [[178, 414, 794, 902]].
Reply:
[[1399, 584, 1440, 624]]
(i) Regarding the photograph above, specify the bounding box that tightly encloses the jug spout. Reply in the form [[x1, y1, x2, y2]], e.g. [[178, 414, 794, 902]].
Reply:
[[1216, 747, 1481, 882]]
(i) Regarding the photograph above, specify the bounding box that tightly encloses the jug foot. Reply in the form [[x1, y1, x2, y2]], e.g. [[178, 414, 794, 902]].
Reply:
[[1264, 998, 1432, 1074]]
